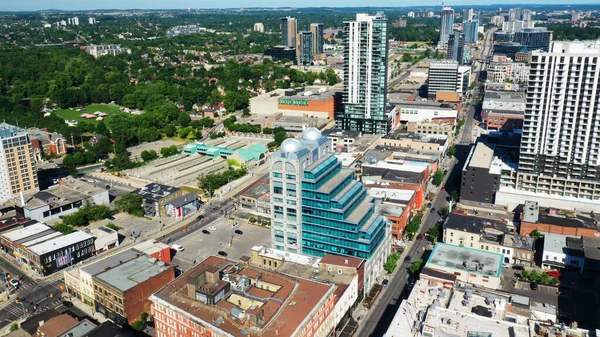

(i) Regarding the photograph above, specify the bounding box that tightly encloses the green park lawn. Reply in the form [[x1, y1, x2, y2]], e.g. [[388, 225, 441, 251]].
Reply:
[[54, 104, 124, 127]]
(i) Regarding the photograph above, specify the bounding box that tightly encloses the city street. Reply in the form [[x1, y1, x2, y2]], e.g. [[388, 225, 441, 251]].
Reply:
[[355, 156, 458, 337]]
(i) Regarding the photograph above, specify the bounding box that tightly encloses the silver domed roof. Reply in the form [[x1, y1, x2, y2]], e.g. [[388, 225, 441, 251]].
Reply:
[[280, 138, 303, 154], [301, 127, 322, 141]]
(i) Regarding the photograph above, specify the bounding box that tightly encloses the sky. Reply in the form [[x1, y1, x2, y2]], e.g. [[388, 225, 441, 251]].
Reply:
[[2, 0, 596, 11]]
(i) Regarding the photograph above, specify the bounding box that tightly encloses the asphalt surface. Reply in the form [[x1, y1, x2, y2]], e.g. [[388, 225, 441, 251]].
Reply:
[[459, 28, 495, 145], [0, 255, 64, 329]]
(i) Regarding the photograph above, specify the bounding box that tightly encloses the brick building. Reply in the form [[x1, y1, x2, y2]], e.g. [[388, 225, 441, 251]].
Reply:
[[150, 255, 336, 337], [519, 200, 600, 237], [93, 253, 175, 325]]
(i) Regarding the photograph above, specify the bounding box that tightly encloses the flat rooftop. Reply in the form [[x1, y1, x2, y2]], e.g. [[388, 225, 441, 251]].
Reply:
[[368, 187, 415, 204], [427, 243, 503, 278], [240, 177, 270, 200], [28, 231, 93, 255], [252, 87, 338, 102], [2, 222, 51, 242], [393, 100, 459, 109], [95, 254, 171, 292], [134, 183, 180, 202], [483, 91, 526, 113], [543, 233, 569, 255], [24, 180, 107, 210], [522, 200, 599, 230], [153, 255, 333, 337], [467, 142, 497, 169], [444, 212, 508, 234], [81, 249, 142, 276]]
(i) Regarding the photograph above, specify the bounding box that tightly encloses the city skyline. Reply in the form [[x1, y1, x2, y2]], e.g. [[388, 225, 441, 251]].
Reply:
[[3, 0, 599, 11]]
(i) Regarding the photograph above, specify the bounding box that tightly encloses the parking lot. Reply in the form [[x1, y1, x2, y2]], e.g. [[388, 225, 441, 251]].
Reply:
[[170, 218, 271, 271]]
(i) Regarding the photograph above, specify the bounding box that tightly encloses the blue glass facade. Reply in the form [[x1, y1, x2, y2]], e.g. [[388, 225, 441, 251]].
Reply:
[[300, 153, 389, 259]]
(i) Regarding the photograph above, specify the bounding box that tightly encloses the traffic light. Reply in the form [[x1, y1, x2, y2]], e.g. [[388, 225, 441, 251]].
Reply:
[[49, 293, 54, 298]]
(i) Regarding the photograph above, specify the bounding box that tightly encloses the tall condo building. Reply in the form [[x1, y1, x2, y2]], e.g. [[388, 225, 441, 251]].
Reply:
[[310, 23, 324, 55], [337, 12, 390, 136], [463, 20, 479, 44], [281, 16, 297, 47], [463, 8, 474, 21], [447, 31, 465, 64], [0, 123, 39, 204], [519, 41, 600, 185], [270, 128, 391, 288], [439, 7, 455, 45], [298, 31, 314, 65]]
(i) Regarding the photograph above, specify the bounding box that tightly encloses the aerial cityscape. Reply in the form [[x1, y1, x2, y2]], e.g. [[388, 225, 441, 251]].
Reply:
[[0, 2, 598, 337]]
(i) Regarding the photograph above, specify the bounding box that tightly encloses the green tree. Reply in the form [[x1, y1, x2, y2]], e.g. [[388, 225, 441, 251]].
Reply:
[[197, 167, 248, 197], [141, 150, 158, 162], [384, 252, 401, 273], [115, 194, 145, 216], [450, 190, 459, 202], [105, 223, 122, 231], [530, 229, 544, 240], [409, 259, 424, 274], [95, 120, 110, 137], [406, 216, 421, 239], [432, 170, 444, 186], [160, 145, 179, 157], [528, 270, 541, 282], [540, 272, 550, 285], [53, 223, 74, 235], [447, 146, 456, 157], [9, 323, 18, 332], [520, 270, 529, 280]]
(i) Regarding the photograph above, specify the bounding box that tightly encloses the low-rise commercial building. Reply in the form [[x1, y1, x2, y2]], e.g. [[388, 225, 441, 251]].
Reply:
[[394, 101, 459, 124], [0, 223, 95, 276], [90, 226, 119, 253], [93, 253, 175, 325], [541, 233, 585, 271], [406, 120, 454, 136], [519, 200, 600, 237], [18, 179, 109, 223], [369, 188, 416, 241], [150, 255, 336, 337], [378, 134, 449, 154], [238, 175, 270, 216], [481, 90, 526, 130], [133, 183, 183, 217], [426, 243, 503, 289], [250, 87, 341, 119], [26, 128, 68, 159], [264, 45, 296, 62]]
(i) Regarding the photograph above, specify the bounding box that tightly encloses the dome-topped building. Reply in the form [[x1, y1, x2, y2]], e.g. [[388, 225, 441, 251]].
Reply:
[[280, 138, 303, 154], [301, 127, 322, 141]]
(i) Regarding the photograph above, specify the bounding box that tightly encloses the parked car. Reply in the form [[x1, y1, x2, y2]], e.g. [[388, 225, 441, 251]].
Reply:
[[546, 270, 562, 278], [62, 300, 73, 308], [234, 229, 243, 235], [202, 230, 210, 235], [430, 208, 436, 213], [512, 265, 525, 271], [218, 251, 228, 257], [196, 215, 204, 221], [416, 234, 423, 241], [382, 279, 389, 288], [9, 279, 19, 288], [171, 244, 185, 252], [404, 256, 411, 263]]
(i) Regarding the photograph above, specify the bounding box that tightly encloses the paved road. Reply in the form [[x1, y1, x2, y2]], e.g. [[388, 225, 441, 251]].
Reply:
[[355, 157, 458, 337], [0, 256, 65, 329], [459, 28, 495, 145]]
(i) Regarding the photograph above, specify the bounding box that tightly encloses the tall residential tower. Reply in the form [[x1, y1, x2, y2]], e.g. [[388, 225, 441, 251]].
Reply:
[[0, 123, 39, 204], [336, 13, 390, 136], [281, 16, 297, 47], [310, 23, 324, 55], [439, 7, 455, 45]]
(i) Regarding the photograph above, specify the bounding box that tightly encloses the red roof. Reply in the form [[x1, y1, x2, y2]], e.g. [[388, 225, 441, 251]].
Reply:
[[320, 254, 364, 269]]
